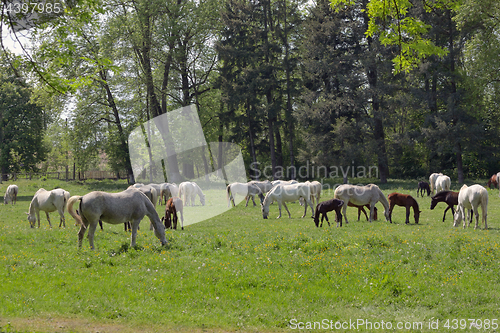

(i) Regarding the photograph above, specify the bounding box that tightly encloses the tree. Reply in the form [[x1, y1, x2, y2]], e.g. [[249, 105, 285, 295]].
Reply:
[[331, 0, 452, 73], [0, 56, 47, 180]]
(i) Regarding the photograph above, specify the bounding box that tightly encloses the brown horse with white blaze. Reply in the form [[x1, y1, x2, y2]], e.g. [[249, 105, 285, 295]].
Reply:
[[388, 193, 420, 224]]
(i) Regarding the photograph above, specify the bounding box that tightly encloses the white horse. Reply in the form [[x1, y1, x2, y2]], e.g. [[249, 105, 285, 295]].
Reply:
[[178, 182, 205, 206], [67, 188, 168, 249], [159, 183, 179, 205], [435, 175, 451, 192], [27, 188, 70, 228], [4, 184, 18, 205], [261, 183, 314, 219], [333, 184, 390, 226], [299, 181, 322, 206], [453, 184, 488, 230], [247, 180, 274, 194], [271, 179, 298, 186], [227, 182, 264, 207], [429, 173, 443, 194]]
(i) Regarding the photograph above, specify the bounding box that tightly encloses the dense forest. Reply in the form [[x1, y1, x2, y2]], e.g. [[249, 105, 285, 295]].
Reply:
[[1, 0, 499, 184]]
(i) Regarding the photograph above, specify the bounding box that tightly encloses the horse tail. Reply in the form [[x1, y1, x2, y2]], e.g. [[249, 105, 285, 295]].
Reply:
[[67, 196, 85, 229], [480, 188, 488, 217], [226, 184, 232, 207]]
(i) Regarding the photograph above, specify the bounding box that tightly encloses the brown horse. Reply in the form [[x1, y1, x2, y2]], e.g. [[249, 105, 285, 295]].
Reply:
[[347, 202, 378, 221], [161, 197, 184, 230], [430, 190, 459, 222], [313, 199, 344, 227], [487, 174, 498, 189], [388, 193, 420, 224], [417, 181, 431, 197]]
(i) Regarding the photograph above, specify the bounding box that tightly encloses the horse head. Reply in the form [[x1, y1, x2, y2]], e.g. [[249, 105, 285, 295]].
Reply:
[[200, 194, 206, 206], [261, 203, 269, 219], [414, 210, 422, 224], [453, 209, 462, 227], [26, 212, 36, 228], [430, 197, 438, 210]]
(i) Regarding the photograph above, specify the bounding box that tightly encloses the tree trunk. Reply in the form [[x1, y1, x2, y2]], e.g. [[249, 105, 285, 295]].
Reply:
[[246, 101, 258, 180], [100, 70, 135, 184]]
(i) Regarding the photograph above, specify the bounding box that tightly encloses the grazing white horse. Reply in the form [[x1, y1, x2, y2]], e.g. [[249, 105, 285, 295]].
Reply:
[[178, 182, 205, 206], [435, 175, 451, 193], [4, 184, 18, 205], [247, 180, 274, 194], [299, 181, 322, 206], [226, 182, 264, 207], [333, 184, 390, 226], [27, 188, 70, 228], [67, 188, 167, 249], [261, 183, 314, 219], [271, 179, 298, 186], [429, 173, 443, 194], [159, 183, 179, 205], [453, 184, 488, 230]]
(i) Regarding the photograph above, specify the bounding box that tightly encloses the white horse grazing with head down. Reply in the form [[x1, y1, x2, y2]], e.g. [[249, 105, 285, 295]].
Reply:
[[333, 184, 390, 226], [27, 188, 70, 228], [299, 181, 322, 206], [4, 184, 18, 205], [247, 180, 274, 195], [178, 182, 205, 206], [159, 183, 179, 205], [227, 182, 264, 207], [67, 188, 168, 250], [435, 175, 451, 193], [261, 183, 314, 219], [453, 184, 488, 230], [429, 173, 443, 194]]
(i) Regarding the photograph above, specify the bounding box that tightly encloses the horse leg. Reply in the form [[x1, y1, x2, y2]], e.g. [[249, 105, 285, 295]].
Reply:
[[324, 212, 330, 227], [474, 207, 480, 230], [442, 206, 451, 222], [245, 195, 250, 207], [276, 202, 282, 219], [369, 204, 377, 223], [58, 209, 65, 228], [335, 209, 342, 227], [77, 225, 87, 248], [360, 207, 369, 221], [283, 202, 292, 218], [252, 194, 257, 207], [130, 219, 141, 248], [45, 211, 53, 228], [342, 203, 348, 226], [307, 199, 315, 218], [405, 206, 411, 224], [87, 222, 98, 250], [388, 202, 395, 224], [173, 212, 178, 230]]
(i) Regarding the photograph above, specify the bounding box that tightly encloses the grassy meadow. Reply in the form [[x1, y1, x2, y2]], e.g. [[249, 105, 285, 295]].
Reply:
[[1, 178, 500, 332]]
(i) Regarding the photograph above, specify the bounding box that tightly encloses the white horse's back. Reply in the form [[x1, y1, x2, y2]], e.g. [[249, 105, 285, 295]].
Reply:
[[435, 175, 451, 192], [4, 184, 18, 204]]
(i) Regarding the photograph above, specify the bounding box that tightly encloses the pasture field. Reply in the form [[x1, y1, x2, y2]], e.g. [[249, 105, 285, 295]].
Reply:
[[1, 178, 500, 333]]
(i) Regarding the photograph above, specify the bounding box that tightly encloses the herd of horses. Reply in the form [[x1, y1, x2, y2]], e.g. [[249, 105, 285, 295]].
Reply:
[[2, 171, 494, 249]]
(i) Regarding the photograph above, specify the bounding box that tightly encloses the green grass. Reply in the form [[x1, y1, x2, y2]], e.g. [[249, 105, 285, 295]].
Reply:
[[1, 178, 500, 332]]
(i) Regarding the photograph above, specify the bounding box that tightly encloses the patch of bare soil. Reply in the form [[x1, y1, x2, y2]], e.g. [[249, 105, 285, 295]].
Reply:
[[1, 317, 268, 333]]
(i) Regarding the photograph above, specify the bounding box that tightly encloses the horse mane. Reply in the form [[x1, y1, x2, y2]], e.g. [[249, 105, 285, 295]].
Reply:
[[262, 186, 278, 208]]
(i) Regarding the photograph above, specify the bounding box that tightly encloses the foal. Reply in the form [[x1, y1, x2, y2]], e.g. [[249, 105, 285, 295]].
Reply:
[[347, 202, 378, 221], [430, 191, 459, 222], [417, 181, 431, 197], [388, 193, 420, 224], [161, 197, 184, 230], [313, 199, 344, 227]]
